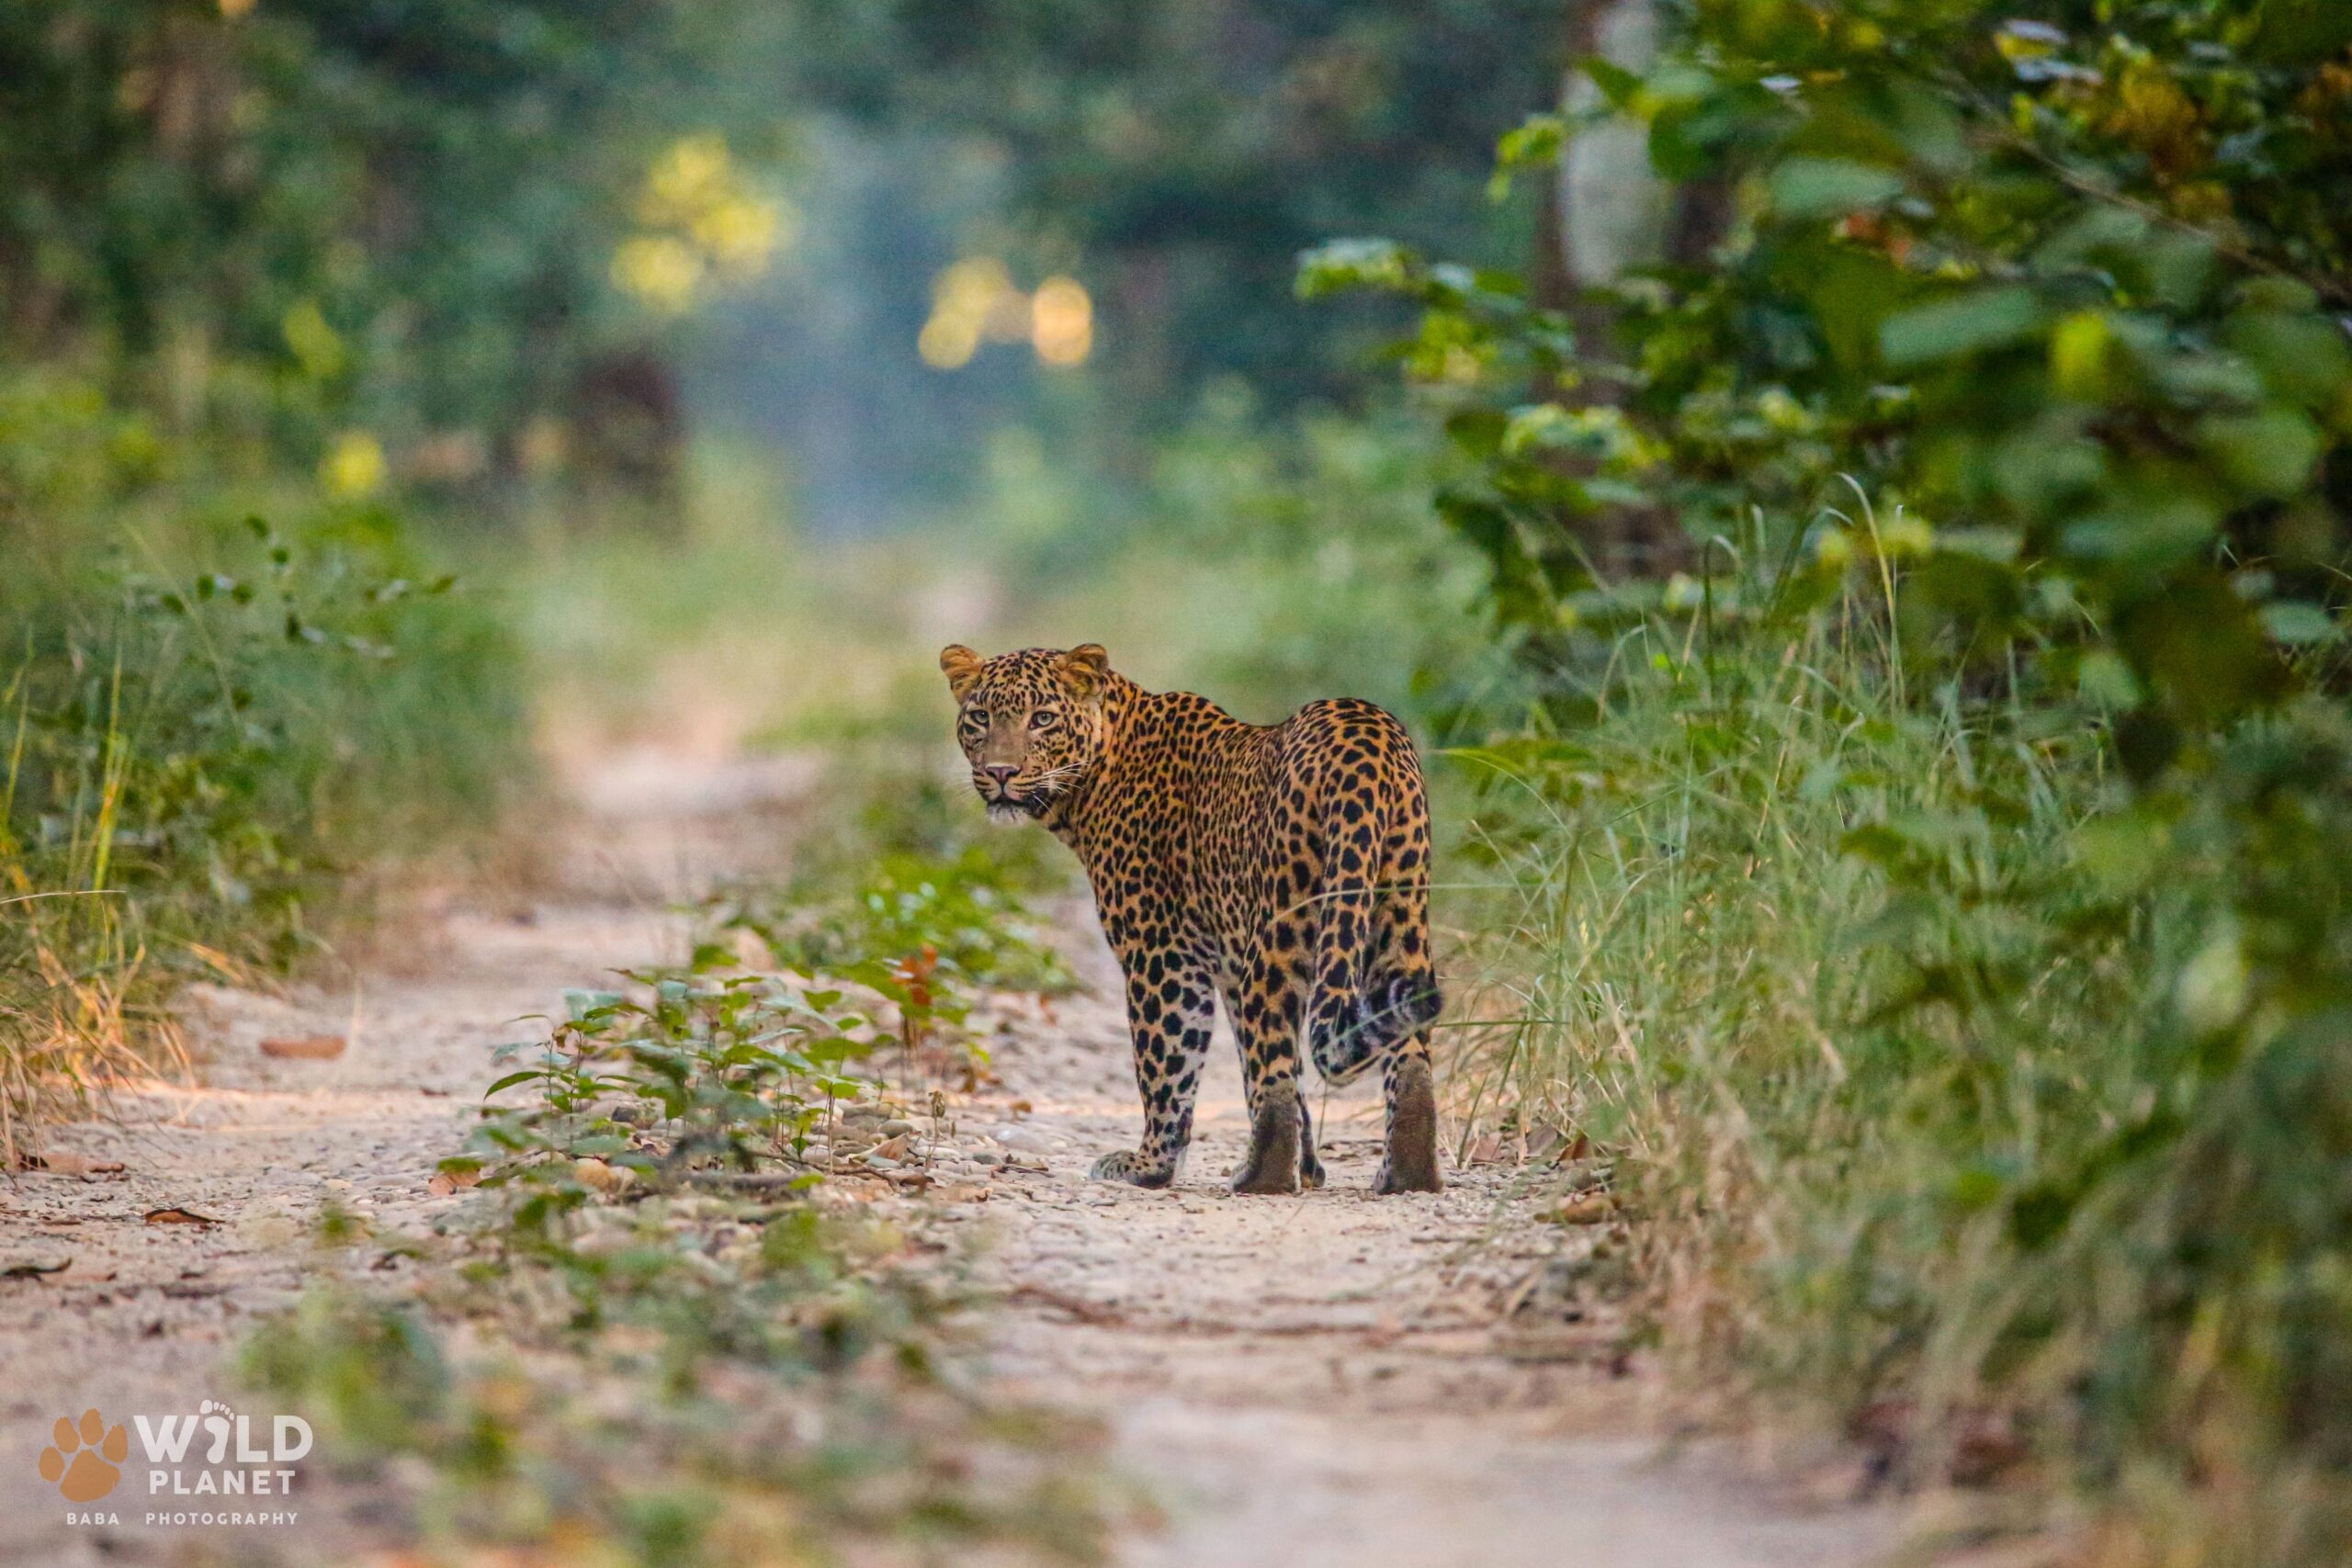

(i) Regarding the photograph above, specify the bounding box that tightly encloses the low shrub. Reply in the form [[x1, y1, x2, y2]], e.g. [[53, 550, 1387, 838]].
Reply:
[[1454, 541, 2349, 1560], [0, 378, 530, 1158]]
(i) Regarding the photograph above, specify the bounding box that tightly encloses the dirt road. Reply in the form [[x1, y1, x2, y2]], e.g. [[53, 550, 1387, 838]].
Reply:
[[0, 750, 1895, 1567], [956, 925, 1896, 1568]]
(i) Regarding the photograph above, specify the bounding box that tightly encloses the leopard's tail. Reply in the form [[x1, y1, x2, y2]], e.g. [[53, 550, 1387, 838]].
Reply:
[[1305, 801, 1442, 1089]]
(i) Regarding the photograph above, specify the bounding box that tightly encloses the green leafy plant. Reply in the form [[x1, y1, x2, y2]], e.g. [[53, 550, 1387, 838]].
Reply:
[[2, 458, 527, 1159], [451, 972, 876, 1217], [1313, 7, 2352, 1559], [705, 758, 1078, 1092]]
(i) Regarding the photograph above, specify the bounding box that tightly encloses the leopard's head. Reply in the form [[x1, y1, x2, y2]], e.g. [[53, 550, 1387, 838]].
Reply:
[[939, 643, 1113, 822]]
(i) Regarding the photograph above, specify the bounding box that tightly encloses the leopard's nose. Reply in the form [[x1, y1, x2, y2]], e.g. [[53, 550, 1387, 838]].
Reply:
[[984, 765, 1019, 789]]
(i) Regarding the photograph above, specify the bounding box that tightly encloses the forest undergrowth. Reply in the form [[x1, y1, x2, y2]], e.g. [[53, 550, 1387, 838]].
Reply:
[[238, 743, 1114, 1567]]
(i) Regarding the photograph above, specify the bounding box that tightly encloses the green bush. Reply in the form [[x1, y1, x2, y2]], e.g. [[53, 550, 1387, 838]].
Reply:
[[1311, 6, 2352, 1559], [1453, 542, 2352, 1560], [0, 378, 530, 1153], [709, 757, 1079, 1050]]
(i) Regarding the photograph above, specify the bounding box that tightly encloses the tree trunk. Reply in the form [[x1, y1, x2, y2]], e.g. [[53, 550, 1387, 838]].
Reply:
[[1549, 0, 1690, 578], [1559, 0, 1668, 290]]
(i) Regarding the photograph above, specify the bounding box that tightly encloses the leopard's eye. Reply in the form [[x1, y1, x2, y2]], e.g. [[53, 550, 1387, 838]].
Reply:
[[1029, 708, 1060, 731]]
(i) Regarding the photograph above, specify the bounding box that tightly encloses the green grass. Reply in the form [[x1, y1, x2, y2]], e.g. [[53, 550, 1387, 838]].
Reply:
[[1454, 551, 2346, 1562], [0, 378, 533, 1158]]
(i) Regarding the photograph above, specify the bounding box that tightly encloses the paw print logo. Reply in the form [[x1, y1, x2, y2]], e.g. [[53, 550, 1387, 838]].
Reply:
[[198, 1398, 236, 1462], [38, 1408, 128, 1503]]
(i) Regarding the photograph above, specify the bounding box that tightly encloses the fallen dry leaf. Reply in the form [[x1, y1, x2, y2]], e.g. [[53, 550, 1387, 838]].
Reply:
[[142, 1206, 221, 1228], [1524, 1123, 1584, 1164], [871, 1134, 914, 1161], [935, 1184, 991, 1203], [954, 1062, 1003, 1092], [1466, 1134, 1505, 1166], [19, 1152, 126, 1177], [1, 1258, 71, 1280], [260, 1033, 346, 1060], [1549, 1190, 1622, 1226], [426, 1164, 484, 1196], [571, 1157, 634, 1194]]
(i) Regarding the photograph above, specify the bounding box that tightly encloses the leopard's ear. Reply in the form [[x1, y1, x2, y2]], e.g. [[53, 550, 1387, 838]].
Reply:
[[940, 645, 984, 701], [1058, 643, 1110, 696]]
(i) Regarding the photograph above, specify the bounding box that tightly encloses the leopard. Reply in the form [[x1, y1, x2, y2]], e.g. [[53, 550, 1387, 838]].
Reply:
[[940, 642, 1443, 1195]]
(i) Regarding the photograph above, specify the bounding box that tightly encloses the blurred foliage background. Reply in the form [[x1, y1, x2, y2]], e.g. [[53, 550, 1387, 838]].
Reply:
[[9, 0, 2352, 1562]]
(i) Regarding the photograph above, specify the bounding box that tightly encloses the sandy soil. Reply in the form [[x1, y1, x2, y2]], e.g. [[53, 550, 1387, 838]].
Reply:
[[948, 926, 1898, 1568], [0, 750, 1897, 1568]]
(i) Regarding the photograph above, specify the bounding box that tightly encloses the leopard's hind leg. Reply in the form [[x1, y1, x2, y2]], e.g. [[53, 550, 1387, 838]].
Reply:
[[1223, 949, 1336, 1194], [1374, 1031, 1442, 1194], [1371, 792, 1442, 1193], [1226, 947, 1317, 1195], [1304, 789, 1442, 1089]]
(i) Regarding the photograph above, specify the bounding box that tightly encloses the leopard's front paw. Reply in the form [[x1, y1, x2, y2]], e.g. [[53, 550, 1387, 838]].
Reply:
[[1089, 1149, 1175, 1189]]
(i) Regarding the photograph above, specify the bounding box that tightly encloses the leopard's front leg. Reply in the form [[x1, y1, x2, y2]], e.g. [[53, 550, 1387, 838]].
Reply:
[[1088, 942, 1215, 1188]]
